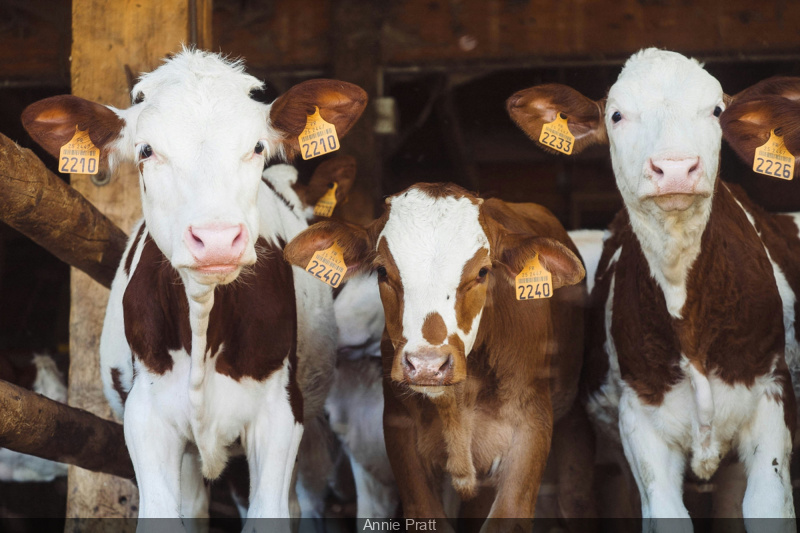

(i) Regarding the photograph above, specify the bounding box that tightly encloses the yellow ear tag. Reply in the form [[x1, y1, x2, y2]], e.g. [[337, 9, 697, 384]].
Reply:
[[299, 106, 340, 161], [538, 113, 575, 155], [515, 253, 553, 301], [305, 242, 347, 288], [58, 127, 100, 175], [753, 129, 795, 180], [313, 182, 339, 217]]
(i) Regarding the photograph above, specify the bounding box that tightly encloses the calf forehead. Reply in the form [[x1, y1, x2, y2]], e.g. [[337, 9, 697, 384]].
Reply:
[[609, 49, 722, 112], [381, 188, 488, 294]]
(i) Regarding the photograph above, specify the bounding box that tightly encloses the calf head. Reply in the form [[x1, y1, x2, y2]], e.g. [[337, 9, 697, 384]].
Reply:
[[508, 48, 725, 217], [720, 76, 800, 177], [285, 183, 583, 397], [23, 49, 366, 286]]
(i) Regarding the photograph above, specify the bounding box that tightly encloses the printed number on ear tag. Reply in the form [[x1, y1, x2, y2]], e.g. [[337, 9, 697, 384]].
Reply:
[[59, 127, 100, 175], [753, 129, 795, 180], [299, 106, 340, 161], [515, 254, 552, 300], [314, 182, 339, 217], [305, 242, 347, 288], [538, 113, 575, 155]]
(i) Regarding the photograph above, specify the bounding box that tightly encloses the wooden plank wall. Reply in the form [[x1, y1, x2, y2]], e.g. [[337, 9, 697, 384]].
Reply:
[[66, 0, 212, 526]]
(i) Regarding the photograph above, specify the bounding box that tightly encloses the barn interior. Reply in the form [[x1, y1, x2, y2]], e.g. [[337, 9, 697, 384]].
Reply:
[[0, 0, 799, 529]]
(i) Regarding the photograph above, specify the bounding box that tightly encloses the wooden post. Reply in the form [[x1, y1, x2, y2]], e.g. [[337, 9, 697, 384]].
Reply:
[[66, 0, 212, 525]]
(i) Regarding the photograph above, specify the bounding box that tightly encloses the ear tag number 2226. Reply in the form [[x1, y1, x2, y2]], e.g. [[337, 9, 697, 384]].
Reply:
[[515, 254, 552, 300], [539, 113, 575, 155], [59, 127, 100, 175], [753, 129, 795, 180], [306, 242, 347, 288], [299, 106, 340, 160]]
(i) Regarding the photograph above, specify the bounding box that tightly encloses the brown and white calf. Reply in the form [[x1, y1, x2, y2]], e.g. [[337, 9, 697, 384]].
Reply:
[[508, 49, 799, 525], [285, 183, 590, 526], [22, 50, 366, 525]]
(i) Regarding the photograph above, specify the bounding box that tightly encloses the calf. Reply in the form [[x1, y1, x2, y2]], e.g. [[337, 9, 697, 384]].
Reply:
[[285, 183, 589, 527], [22, 49, 366, 525], [507, 48, 799, 525]]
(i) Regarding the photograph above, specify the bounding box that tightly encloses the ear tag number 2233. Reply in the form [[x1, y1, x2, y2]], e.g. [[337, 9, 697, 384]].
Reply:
[[515, 254, 552, 300], [539, 113, 575, 155], [753, 129, 795, 180], [306, 242, 347, 288], [299, 106, 340, 160], [59, 127, 100, 175]]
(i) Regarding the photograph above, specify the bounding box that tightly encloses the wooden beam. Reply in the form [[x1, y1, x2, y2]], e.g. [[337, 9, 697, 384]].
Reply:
[[67, 0, 213, 523], [0, 378, 133, 478], [0, 132, 126, 288]]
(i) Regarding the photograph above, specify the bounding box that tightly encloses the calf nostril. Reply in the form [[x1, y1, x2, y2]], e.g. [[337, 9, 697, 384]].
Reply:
[[649, 159, 663, 176], [404, 354, 416, 372], [189, 229, 204, 248], [438, 355, 453, 374]]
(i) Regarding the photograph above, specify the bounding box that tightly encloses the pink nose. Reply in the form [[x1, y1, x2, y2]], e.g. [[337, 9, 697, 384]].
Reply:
[[403, 347, 454, 385], [647, 156, 702, 195], [184, 224, 248, 266]]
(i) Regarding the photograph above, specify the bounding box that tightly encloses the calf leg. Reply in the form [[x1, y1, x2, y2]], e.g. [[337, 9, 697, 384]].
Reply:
[[738, 394, 795, 524], [124, 380, 186, 520], [180, 447, 210, 533], [242, 378, 304, 525], [618, 388, 690, 527], [349, 455, 399, 518], [552, 400, 597, 520]]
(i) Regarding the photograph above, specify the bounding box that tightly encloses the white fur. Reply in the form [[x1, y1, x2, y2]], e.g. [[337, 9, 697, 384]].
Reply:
[[98, 50, 337, 522], [380, 189, 489, 364], [0, 354, 68, 482], [567, 229, 604, 294]]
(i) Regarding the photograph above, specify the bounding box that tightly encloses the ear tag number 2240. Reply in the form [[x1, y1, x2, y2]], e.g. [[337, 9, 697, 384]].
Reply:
[[305, 242, 348, 288], [299, 106, 340, 161], [59, 127, 100, 175], [515, 254, 552, 300]]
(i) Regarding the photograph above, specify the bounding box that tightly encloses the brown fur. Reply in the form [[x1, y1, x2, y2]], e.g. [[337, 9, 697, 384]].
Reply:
[[286, 183, 590, 520], [269, 79, 368, 159], [295, 155, 358, 209], [421, 312, 447, 345], [122, 230, 302, 420], [111, 367, 129, 405]]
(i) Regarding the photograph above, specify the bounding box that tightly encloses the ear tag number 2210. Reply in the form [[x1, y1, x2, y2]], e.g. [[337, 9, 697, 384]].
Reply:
[[539, 113, 575, 155], [753, 129, 795, 180], [305, 242, 348, 288], [59, 127, 100, 175], [515, 254, 552, 300], [299, 106, 340, 160]]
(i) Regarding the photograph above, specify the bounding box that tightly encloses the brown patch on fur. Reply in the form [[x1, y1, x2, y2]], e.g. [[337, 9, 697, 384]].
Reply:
[[298, 155, 357, 209], [421, 312, 447, 345], [455, 248, 491, 335], [377, 192, 586, 520], [123, 224, 147, 276], [506, 84, 608, 154], [22, 95, 125, 162], [110, 368, 129, 405], [447, 333, 468, 384], [269, 80, 367, 158]]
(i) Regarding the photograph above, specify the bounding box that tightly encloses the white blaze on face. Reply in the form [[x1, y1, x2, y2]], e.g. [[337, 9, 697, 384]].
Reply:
[[380, 188, 489, 356], [113, 52, 277, 281], [605, 49, 725, 213]]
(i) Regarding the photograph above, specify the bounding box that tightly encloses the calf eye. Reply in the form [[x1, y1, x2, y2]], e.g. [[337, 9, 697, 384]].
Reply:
[[611, 111, 622, 123], [139, 144, 153, 160], [254, 141, 266, 155], [376, 266, 388, 281], [478, 267, 489, 279], [713, 106, 722, 117]]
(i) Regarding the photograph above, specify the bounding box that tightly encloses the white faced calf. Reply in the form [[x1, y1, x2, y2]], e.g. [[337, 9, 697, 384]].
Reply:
[[285, 183, 590, 524], [23, 49, 366, 524], [509, 49, 798, 525]]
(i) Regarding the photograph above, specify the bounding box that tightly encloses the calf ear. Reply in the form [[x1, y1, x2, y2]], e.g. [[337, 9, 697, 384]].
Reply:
[[730, 76, 800, 102], [721, 95, 800, 177], [284, 219, 373, 280], [22, 95, 125, 160], [495, 234, 585, 290], [303, 155, 358, 208], [270, 79, 368, 159], [506, 84, 608, 155]]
